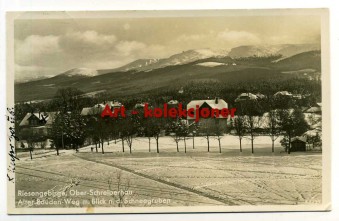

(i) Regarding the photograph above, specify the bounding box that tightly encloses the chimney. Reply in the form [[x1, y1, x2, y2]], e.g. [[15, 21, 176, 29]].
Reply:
[[215, 97, 219, 104]]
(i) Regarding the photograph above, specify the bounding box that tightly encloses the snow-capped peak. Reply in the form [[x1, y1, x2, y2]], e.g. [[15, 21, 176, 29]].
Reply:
[[62, 68, 99, 77], [192, 48, 227, 58], [114, 48, 228, 72]]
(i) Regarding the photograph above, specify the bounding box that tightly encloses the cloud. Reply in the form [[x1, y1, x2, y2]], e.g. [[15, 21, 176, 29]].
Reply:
[[267, 33, 321, 45], [217, 29, 261, 45], [123, 23, 130, 30], [14, 30, 169, 80], [15, 35, 61, 66], [115, 41, 146, 56], [175, 29, 261, 50], [14, 28, 262, 81], [59, 30, 117, 53], [176, 34, 205, 42]]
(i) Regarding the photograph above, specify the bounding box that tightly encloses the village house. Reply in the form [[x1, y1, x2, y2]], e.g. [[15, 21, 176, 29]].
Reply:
[[290, 136, 307, 152], [255, 93, 266, 99], [17, 112, 57, 149], [304, 103, 322, 114], [167, 100, 179, 108], [274, 91, 293, 98], [235, 92, 258, 102], [81, 101, 122, 116], [134, 102, 151, 109], [304, 102, 322, 129], [186, 98, 229, 132]]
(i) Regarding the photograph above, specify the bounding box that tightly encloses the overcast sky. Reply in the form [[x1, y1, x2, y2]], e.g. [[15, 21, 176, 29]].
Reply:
[[14, 14, 321, 81]]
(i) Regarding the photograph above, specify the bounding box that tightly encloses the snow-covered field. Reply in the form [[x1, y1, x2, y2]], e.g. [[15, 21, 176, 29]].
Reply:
[[15, 135, 322, 208], [195, 62, 226, 67]]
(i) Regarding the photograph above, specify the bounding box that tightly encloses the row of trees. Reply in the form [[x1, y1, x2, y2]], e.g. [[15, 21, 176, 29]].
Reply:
[[47, 106, 312, 156], [233, 108, 310, 154], [16, 85, 320, 157]]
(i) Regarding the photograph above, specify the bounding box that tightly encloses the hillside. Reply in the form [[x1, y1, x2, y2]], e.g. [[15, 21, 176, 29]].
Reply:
[[99, 44, 318, 74], [228, 44, 320, 58], [99, 49, 227, 74], [14, 50, 321, 102], [273, 50, 321, 71]]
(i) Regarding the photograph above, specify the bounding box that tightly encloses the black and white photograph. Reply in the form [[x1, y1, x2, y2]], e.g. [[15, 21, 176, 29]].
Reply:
[[5, 9, 330, 214]]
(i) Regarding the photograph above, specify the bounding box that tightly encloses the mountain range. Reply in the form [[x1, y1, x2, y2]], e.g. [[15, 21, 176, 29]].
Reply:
[[14, 44, 321, 102]]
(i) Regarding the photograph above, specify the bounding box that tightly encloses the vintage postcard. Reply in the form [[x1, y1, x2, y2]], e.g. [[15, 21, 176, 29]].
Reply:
[[6, 9, 330, 214]]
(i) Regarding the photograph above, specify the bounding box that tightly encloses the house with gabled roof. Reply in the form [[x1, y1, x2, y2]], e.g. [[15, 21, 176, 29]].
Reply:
[[290, 136, 307, 152], [235, 93, 258, 102], [19, 112, 57, 132], [81, 101, 123, 116], [186, 98, 229, 131], [18, 112, 57, 149], [274, 91, 293, 97]]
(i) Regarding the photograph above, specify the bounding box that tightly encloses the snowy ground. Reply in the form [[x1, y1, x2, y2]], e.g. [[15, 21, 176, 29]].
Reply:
[[15, 135, 322, 208]]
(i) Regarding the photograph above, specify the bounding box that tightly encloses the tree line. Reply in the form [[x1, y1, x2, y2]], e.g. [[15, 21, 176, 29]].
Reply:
[[15, 76, 321, 157]]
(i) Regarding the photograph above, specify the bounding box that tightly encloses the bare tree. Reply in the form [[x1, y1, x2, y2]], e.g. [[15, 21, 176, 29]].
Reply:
[[199, 122, 216, 152], [169, 119, 189, 153], [143, 119, 154, 152], [20, 129, 44, 160], [266, 109, 281, 152], [179, 121, 189, 153], [232, 116, 246, 152], [120, 114, 140, 154], [27, 139, 37, 160], [147, 118, 164, 153], [244, 115, 262, 154], [190, 123, 200, 149], [213, 120, 226, 153], [172, 133, 181, 152], [237, 100, 263, 154], [108, 171, 131, 207]]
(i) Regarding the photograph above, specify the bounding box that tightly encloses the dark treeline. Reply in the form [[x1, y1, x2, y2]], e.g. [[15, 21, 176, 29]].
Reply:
[[119, 77, 320, 109], [15, 77, 320, 114]]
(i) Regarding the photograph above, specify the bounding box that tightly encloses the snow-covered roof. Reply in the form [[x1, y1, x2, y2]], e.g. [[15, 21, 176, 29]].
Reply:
[[305, 106, 321, 113], [256, 93, 266, 99], [82, 101, 122, 116], [274, 91, 292, 96], [134, 103, 149, 109], [187, 98, 228, 120], [19, 112, 57, 127], [187, 99, 228, 110], [235, 93, 258, 102], [291, 136, 307, 143], [93, 104, 106, 108], [167, 100, 179, 105], [81, 107, 104, 116], [310, 121, 322, 129], [303, 129, 322, 137], [106, 101, 122, 108]]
